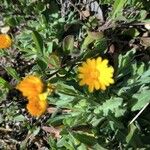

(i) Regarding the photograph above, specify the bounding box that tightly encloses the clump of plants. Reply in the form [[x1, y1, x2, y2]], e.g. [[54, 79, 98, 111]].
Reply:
[[1, 0, 150, 149]]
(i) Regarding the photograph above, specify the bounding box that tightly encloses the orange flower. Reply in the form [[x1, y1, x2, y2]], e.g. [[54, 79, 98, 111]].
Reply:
[[0, 34, 12, 49], [16, 75, 44, 99], [78, 57, 114, 92], [27, 92, 48, 117], [16, 75, 55, 117]]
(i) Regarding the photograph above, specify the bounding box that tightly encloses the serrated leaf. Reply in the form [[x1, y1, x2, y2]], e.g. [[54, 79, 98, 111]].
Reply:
[[131, 90, 150, 111], [32, 31, 43, 53], [94, 97, 125, 117]]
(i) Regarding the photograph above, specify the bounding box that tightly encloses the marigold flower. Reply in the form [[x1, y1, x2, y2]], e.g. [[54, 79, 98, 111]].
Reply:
[[16, 75, 55, 117], [78, 57, 114, 92], [0, 34, 12, 49], [27, 92, 48, 117], [16, 75, 44, 99]]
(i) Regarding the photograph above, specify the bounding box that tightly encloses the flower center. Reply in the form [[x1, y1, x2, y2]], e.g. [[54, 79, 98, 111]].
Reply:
[[89, 69, 100, 80]]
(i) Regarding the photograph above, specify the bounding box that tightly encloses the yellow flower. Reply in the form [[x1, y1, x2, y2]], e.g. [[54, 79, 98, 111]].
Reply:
[[27, 92, 48, 117], [78, 57, 114, 92], [16, 75, 44, 99], [0, 34, 12, 49]]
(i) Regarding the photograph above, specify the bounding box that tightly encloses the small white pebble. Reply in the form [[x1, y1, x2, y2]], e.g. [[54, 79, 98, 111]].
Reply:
[[1, 26, 10, 33], [145, 23, 150, 30]]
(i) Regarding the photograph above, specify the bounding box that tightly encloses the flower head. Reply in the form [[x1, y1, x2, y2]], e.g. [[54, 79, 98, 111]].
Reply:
[[27, 92, 48, 117], [78, 57, 114, 92], [16, 75, 44, 99], [0, 34, 12, 49], [16, 75, 55, 117]]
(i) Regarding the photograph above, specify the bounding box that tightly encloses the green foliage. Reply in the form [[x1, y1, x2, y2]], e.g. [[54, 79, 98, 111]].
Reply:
[[94, 97, 126, 117], [111, 0, 127, 19], [1, 0, 150, 149]]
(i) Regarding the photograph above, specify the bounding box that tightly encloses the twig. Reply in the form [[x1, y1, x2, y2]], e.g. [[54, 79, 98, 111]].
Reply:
[[98, 19, 114, 31], [0, 127, 12, 132], [69, 0, 86, 20], [129, 103, 149, 125]]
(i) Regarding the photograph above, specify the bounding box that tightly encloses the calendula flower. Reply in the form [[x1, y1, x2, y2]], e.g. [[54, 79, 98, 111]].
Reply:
[[27, 92, 48, 117], [16, 75, 55, 117], [16, 75, 44, 99], [0, 34, 12, 49], [78, 57, 114, 92]]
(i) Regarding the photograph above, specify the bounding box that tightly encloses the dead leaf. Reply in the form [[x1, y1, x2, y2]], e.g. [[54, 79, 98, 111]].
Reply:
[[140, 37, 150, 48], [47, 107, 71, 114], [82, 10, 90, 17], [42, 126, 61, 139], [108, 44, 115, 54], [83, 0, 104, 22], [47, 107, 57, 114]]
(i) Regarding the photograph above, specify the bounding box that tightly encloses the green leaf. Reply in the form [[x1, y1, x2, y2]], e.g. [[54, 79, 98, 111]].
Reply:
[[92, 143, 107, 150], [88, 31, 104, 40], [36, 58, 47, 71], [81, 31, 104, 50], [72, 131, 96, 146], [47, 136, 57, 150], [117, 49, 136, 78], [5, 17, 17, 27], [5, 67, 20, 81], [112, 0, 127, 19], [35, 2, 45, 12], [125, 124, 142, 147], [126, 124, 137, 144], [56, 82, 78, 96], [48, 54, 61, 70], [46, 115, 68, 126], [94, 97, 125, 117], [0, 77, 11, 89], [33, 127, 40, 136], [47, 42, 53, 54], [32, 31, 43, 53], [131, 90, 150, 111], [140, 69, 150, 79], [63, 35, 74, 53], [55, 96, 74, 106], [14, 114, 25, 122], [122, 28, 140, 37]]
